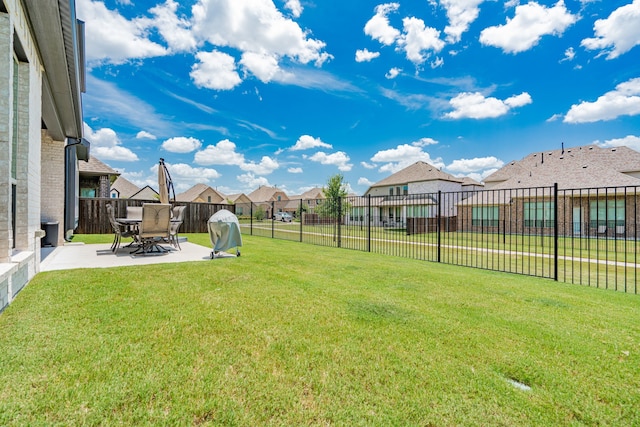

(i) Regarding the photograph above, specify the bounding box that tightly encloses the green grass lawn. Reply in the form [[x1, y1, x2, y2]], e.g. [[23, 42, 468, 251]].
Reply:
[[1, 235, 639, 425]]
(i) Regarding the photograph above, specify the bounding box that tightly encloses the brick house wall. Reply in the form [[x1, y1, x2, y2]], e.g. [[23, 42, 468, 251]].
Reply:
[[41, 130, 65, 246]]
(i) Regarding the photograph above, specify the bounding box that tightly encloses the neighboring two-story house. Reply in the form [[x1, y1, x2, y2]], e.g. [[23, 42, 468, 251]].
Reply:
[[248, 186, 289, 219], [362, 161, 472, 227]]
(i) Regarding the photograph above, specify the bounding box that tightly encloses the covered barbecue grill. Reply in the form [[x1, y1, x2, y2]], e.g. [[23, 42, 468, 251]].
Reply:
[[208, 209, 242, 258]]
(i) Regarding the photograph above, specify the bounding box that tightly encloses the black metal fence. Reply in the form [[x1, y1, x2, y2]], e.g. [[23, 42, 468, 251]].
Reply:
[[236, 184, 639, 294]]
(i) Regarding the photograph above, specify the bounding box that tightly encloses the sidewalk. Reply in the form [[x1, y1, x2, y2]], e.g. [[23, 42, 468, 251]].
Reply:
[[40, 240, 232, 272]]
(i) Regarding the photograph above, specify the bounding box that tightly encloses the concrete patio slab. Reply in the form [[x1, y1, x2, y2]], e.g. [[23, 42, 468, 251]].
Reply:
[[40, 241, 237, 272]]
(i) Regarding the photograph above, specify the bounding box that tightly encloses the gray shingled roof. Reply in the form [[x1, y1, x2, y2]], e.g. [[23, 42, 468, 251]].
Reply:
[[248, 186, 288, 202], [176, 183, 226, 202], [110, 176, 140, 199], [485, 144, 640, 189], [227, 193, 251, 203], [130, 186, 159, 200], [461, 177, 484, 187], [78, 156, 120, 176], [370, 161, 462, 188]]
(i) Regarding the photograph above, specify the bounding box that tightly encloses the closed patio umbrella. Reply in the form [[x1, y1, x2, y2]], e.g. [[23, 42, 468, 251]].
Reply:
[[158, 158, 175, 204]]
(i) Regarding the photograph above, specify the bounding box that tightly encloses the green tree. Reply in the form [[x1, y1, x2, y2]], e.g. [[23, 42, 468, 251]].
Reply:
[[316, 174, 351, 244], [254, 205, 266, 221]]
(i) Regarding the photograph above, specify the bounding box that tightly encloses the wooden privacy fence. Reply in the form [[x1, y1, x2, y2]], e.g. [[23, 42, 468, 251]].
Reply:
[[76, 198, 233, 234]]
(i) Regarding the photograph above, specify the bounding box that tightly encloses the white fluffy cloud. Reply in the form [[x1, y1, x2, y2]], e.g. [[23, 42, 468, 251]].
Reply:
[[561, 47, 576, 62], [136, 131, 157, 140], [190, 50, 242, 90], [564, 77, 640, 123], [194, 139, 279, 175], [479, 1, 577, 54], [80, 0, 330, 87], [581, 0, 640, 59], [290, 135, 332, 151], [441, 0, 486, 43], [355, 48, 381, 62], [288, 167, 303, 173], [161, 136, 202, 153], [413, 137, 438, 147], [358, 177, 375, 187], [397, 17, 445, 65], [370, 142, 444, 173], [284, 0, 303, 18], [83, 122, 138, 161], [361, 161, 376, 169], [237, 172, 271, 189], [307, 152, 353, 171], [147, 0, 197, 52], [192, 0, 331, 66], [364, 3, 401, 46], [364, 5, 443, 66], [166, 162, 221, 181], [446, 156, 504, 173], [76, 0, 168, 65], [596, 135, 640, 151], [385, 67, 402, 79], [444, 91, 532, 119], [194, 139, 245, 166], [239, 52, 282, 83], [240, 156, 279, 175]]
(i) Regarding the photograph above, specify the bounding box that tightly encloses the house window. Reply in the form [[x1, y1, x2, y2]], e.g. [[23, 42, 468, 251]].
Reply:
[[407, 205, 428, 217], [589, 199, 625, 228], [80, 188, 96, 198], [396, 186, 401, 196], [237, 207, 243, 215], [403, 185, 408, 195], [277, 195, 281, 201], [524, 202, 555, 227], [389, 188, 394, 196], [351, 207, 364, 220], [207, 196, 211, 203], [472, 206, 499, 227]]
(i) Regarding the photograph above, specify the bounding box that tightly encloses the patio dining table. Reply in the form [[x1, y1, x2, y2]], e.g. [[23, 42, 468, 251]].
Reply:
[[116, 217, 181, 252], [116, 217, 142, 249]]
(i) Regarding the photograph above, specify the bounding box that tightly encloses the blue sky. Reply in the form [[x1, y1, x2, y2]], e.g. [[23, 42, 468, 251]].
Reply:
[[77, 0, 640, 196]]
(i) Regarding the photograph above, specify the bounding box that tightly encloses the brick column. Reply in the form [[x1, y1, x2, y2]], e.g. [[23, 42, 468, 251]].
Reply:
[[99, 175, 110, 198], [0, 13, 12, 262], [14, 60, 29, 249]]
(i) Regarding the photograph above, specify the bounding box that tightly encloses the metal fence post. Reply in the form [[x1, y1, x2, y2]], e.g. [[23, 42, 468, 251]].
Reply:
[[271, 201, 275, 239], [554, 183, 559, 281], [437, 190, 442, 263], [367, 194, 371, 252], [250, 202, 253, 235], [338, 197, 342, 248], [299, 199, 303, 242]]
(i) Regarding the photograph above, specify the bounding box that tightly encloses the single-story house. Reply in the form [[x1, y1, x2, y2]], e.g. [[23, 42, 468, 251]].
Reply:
[[459, 144, 640, 237]]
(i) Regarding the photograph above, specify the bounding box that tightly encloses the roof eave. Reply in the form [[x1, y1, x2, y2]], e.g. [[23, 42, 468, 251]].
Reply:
[[23, 0, 84, 140]]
